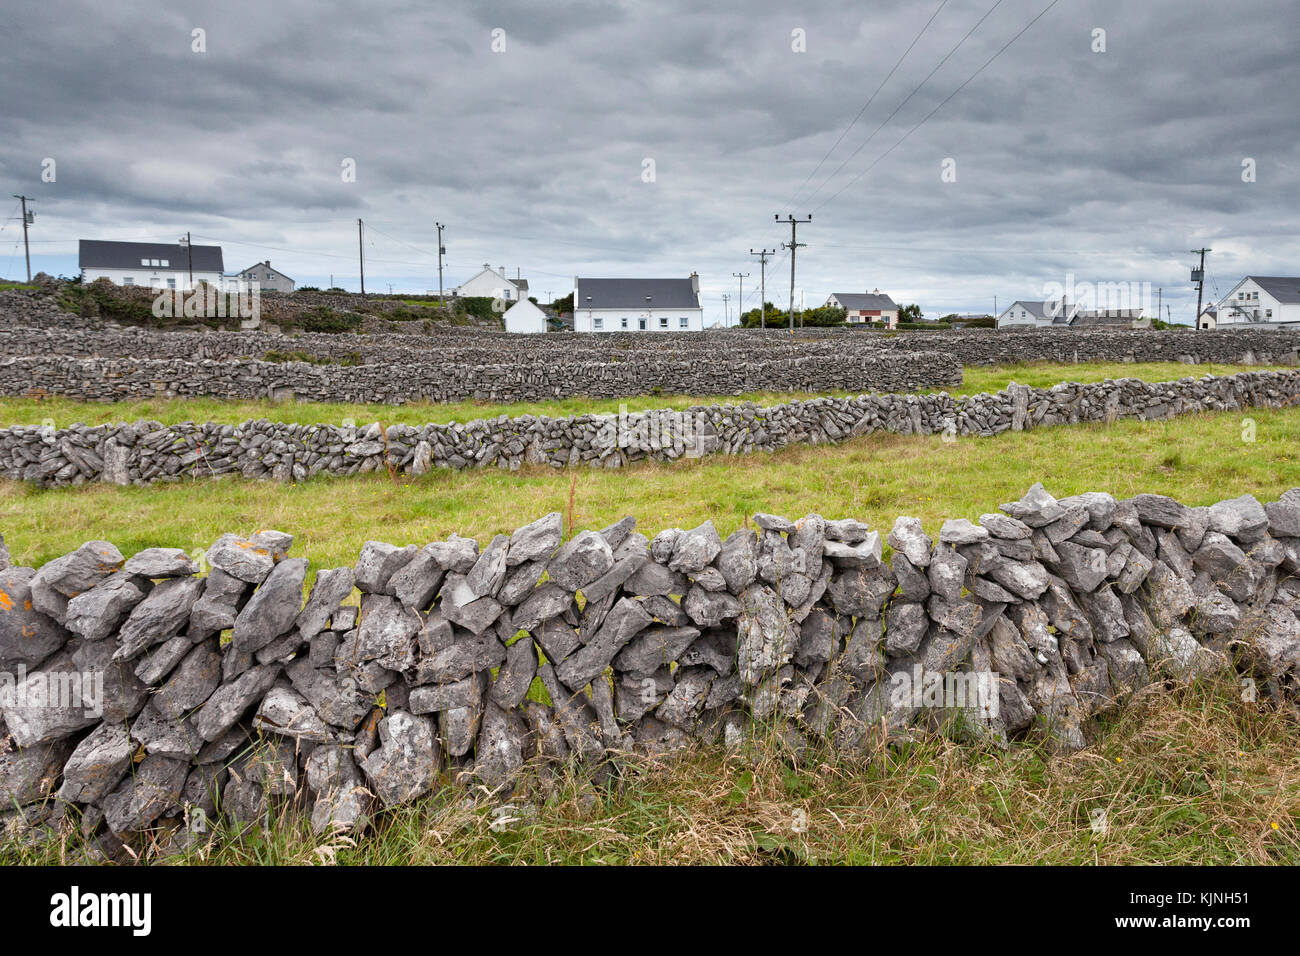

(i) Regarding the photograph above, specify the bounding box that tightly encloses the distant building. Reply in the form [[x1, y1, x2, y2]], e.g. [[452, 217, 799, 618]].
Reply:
[[573, 274, 704, 332], [997, 299, 1079, 328], [502, 298, 548, 334], [826, 291, 899, 328], [79, 239, 224, 291], [229, 260, 294, 293], [1204, 276, 1300, 329], [454, 264, 529, 302]]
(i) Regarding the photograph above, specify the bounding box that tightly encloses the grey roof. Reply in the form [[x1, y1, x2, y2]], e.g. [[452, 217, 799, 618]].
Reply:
[[235, 261, 292, 279], [830, 292, 897, 311], [1247, 276, 1300, 304], [514, 278, 529, 293], [80, 240, 224, 273], [1004, 299, 1072, 321], [575, 277, 700, 310]]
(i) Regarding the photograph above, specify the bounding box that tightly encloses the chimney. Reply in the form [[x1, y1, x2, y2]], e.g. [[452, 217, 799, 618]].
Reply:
[[690, 272, 699, 296], [498, 265, 505, 276]]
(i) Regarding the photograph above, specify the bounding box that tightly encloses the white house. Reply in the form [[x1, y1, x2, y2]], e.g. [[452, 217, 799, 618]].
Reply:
[[1203, 276, 1300, 330], [454, 263, 529, 302], [826, 291, 899, 328], [997, 299, 1079, 328], [573, 275, 704, 332], [502, 298, 548, 334], [79, 239, 225, 291]]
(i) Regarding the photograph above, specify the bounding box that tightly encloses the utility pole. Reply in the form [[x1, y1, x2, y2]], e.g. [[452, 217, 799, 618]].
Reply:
[[732, 272, 749, 328], [776, 214, 811, 331], [13, 195, 33, 282], [181, 231, 193, 290], [435, 222, 446, 301], [358, 218, 365, 296], [1190, 248, 1211, 327], [721, 293, 730, 327], [750, 248, 774, 329], [1157, 287, 1161, 326]]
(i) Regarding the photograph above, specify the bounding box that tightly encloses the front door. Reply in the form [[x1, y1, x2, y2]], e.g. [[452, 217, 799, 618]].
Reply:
[[638, 317, 647, 330]]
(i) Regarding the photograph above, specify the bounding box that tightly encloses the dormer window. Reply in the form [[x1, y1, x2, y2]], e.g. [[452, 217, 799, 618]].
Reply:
[[141, 258, 149, 266]]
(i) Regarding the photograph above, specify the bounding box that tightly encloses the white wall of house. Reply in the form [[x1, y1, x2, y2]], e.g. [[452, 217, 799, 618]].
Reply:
[[843, 309, 898, 328], [81, 266, 225, 291], [573, 309, 704, 332], [503, 298, 548, 334], [1210, 278, 1300, 328], [455, 265, 523, 302], [997, 303, 1050, 327]]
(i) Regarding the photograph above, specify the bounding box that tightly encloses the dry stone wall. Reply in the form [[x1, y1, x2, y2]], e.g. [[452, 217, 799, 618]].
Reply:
[[2, 369, 1297, 487], [2, 483, 1299, 857], [5, 323, 1300, 369], [0, 351, 960, 406]]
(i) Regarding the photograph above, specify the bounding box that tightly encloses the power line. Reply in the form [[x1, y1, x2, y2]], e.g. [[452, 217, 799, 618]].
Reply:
[[802, 0, 1008, 208], [814, 0, 1065, 214], [787, 0, 952, 208]]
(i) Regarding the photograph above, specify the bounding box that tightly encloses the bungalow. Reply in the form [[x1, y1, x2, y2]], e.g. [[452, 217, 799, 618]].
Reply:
[[997, 299, 1145, 329], [573, 274, 704, 332], [1204, 276, 1300, 329], [79, 239, 224, 291], [826, 291, 899, 328]]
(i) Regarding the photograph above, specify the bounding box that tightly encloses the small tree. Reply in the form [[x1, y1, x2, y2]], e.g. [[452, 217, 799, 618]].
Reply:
[[898, 303, 923, 323]]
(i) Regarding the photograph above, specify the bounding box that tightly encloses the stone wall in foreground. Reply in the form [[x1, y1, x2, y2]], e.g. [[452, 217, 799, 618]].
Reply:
[[2, 483, 1298, 858], [0, 350, 960, 406], [2, 369, 1298, 487]]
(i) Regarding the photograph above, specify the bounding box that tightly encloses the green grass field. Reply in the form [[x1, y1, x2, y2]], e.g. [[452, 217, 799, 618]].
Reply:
[[0, 361, 1282, 429], [1, 359, 1297, 865]]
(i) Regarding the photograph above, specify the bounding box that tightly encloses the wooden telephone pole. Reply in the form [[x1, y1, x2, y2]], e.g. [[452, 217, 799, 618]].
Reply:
[[357, 219, 365, 295], [732, 272, 749, 328], [750, 248, 774, 329], [1190, 248, 1211, 327], [435, 222, 446, 301], [776, 214, 811, 331], [13, 195, 33, 282]]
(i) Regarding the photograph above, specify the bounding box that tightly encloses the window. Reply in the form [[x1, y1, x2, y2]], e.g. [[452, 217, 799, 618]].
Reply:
[[167, 279, 176, 289], [123, 277, 134, 286], [621, 317, 628, 329], [638, 317, 647, 330], [1266, 309, 1273, 318], [679, 317, 688, 328], [160, 259, 169, 267], [593, 317, 603, 330], [658, 316, 668, 329], [141, 258, 149, 266]]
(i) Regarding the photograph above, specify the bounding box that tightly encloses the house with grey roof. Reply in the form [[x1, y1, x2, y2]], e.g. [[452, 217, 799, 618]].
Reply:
[[826, 290, 899, 327], [998, 298, 1148, 329], [573, 274, 703, 331], [79, 239, 224, 291], [1206, 276, 1300, 329], [230, 260, 295, 293]]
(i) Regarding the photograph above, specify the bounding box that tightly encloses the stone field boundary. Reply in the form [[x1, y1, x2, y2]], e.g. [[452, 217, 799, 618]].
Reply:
[[2, 369, 1297, 487], [1, 482, 1297, 855]]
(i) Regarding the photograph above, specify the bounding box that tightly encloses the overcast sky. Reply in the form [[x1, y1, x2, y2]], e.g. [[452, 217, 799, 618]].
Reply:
[[2, 0, 1296, 321]]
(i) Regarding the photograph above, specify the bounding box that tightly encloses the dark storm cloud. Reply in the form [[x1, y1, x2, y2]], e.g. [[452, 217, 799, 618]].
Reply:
[[1, 0, 1295, 319]]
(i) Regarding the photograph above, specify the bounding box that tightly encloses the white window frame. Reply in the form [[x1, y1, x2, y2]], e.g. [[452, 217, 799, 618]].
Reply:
[[679, 316, 688, 328], [593, 317, 603, 330], [658, 316, 668, 329]]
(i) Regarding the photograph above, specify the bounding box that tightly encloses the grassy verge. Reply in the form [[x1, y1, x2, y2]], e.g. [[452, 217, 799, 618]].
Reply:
[[3, 405, 1297, 579], [3, 677, 1295, 865], [0, 361, 1284, 429]]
